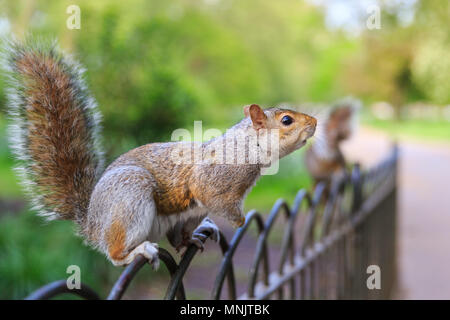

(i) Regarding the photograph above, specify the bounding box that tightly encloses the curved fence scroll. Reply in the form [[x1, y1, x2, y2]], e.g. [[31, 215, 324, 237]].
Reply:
[[26, 146, 398, 300]]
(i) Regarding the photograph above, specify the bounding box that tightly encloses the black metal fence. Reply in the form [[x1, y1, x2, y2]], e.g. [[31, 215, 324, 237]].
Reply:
[[26, 146, 398, 300]]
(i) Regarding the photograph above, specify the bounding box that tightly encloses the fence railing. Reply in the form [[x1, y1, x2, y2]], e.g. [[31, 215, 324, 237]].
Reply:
[[26, 146, 398, 300]]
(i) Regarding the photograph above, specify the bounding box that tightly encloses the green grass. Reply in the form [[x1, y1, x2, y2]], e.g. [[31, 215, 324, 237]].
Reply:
[[364, 118, 450, 142]]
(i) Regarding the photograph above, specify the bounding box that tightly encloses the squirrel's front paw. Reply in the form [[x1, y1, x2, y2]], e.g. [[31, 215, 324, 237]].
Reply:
[[189, 217, 220, 252]]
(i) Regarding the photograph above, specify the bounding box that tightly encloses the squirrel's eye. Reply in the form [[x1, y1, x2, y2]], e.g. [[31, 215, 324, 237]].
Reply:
[[281, 115, 293, 126]]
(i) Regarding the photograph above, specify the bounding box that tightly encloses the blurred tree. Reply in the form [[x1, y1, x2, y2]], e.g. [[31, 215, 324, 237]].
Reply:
[[1, 0, 353, 157], [0, 0, 448, 150], [340, 0, 449, 119], [411, 0, 450, 106]]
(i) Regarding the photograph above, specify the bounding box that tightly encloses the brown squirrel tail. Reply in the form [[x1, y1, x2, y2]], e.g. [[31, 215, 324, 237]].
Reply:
[[1, 38, 104, 224]]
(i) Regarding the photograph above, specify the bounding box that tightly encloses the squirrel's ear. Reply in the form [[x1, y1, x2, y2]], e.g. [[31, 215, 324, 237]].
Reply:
[[244, 104, 267, 130]]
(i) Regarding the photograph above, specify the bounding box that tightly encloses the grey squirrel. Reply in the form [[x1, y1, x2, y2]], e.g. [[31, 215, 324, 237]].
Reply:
[[2, 39, 317, 268]]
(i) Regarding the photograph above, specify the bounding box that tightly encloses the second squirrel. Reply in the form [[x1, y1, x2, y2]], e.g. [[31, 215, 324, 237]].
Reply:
[[305, 99, 359, 191]]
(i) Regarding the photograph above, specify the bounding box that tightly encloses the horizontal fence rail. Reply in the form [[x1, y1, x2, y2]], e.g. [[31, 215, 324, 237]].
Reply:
[[26, 146, 398, 300]]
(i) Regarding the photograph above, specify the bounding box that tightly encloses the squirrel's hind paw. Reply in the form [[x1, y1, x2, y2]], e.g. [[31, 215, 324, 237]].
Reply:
[[112, 241, 160, 270], [141, 242, 160, 270]]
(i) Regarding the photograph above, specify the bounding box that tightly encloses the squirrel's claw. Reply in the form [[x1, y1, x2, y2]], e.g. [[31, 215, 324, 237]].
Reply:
[[181, 217, 220, 256], [176, 217, 220, 257], [188, 236, 206, 252], [192, 217, 220, 244]]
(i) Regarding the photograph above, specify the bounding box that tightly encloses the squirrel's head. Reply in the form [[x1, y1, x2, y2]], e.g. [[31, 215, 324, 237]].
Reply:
[[244, 104, 317, 159]]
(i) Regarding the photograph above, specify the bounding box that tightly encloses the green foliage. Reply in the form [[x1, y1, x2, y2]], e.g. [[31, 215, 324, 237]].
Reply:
[[0, 0, 357, 156], [341, 0, 450, 112], [0, 115, 22, 197]]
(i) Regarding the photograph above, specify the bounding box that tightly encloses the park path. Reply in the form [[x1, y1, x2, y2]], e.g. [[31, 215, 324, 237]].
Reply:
[[342, 127, 450, 299]]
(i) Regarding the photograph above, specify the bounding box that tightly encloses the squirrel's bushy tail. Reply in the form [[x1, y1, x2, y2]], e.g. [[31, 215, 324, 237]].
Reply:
[[1, 38, 104, 224]]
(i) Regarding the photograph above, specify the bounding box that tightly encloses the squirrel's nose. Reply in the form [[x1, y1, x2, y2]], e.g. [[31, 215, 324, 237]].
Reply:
[[306, 116, 317, 136], [310, 116, 317, 128]]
